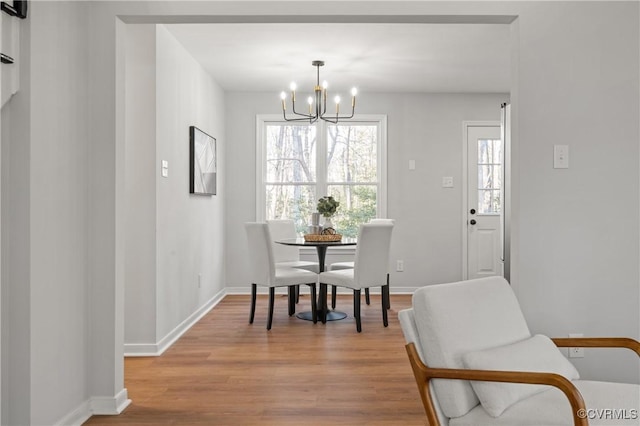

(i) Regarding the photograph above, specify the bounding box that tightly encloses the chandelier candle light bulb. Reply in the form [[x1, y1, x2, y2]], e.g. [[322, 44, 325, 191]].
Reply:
[[290, 82, 297, 103], [279, 60, 357, 124]]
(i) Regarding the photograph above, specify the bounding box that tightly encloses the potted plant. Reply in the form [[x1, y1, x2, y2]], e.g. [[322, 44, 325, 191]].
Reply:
[[317, 196, 339, 229]]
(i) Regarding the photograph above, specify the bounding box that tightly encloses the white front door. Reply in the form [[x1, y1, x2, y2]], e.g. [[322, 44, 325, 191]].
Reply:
[[466, 124, 503, 279]]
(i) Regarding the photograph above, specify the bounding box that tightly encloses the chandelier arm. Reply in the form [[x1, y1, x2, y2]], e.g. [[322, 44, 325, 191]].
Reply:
[[282, 114, 319, 123], [319, 105, 356, 122], [290, 98, 316, 120], [283, 111, 316, 120]]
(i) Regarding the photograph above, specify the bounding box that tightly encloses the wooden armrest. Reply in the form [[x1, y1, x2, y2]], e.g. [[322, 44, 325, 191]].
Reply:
[[551, 337, 640, 356], [405, 342, 588, 426]]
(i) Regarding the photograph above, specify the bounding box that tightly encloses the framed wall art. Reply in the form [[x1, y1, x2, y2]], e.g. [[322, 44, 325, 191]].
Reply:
[[189, 126, 217, 195]]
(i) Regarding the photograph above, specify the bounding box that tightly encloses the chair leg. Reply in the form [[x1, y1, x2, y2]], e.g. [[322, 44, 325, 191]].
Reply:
[[365, 288, 370, 305], [382, 286, 388, 327], [309, 283, 317, 324], [267, 287, 275, 330], [288, 286, 295, 316], [320, 284, 328, 324], [384, 283, 390, 310], [331, 285, 337, 309], [385, 273, 391, 309], [354, 289, 362, 332], [295, 284, 300, 304], [249, 283, 257, 324]]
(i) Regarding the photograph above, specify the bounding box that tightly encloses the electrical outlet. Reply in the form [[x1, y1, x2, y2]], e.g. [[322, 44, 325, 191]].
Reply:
[[569, 346, 584, 358], [553, 145, 569, 169], [396, 260, 404, 272], [568, 333, 584, 358]]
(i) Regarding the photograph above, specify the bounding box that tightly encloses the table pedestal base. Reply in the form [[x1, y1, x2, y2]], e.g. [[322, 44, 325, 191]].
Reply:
[[296, 310, 347, 321]]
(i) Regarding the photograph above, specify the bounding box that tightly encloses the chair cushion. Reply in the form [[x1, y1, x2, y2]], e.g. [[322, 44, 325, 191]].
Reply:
[[462, 334, 580, 417], [328, 261, 354, 271], [318, 269, 357, 289], [272, 266, 318, 287], [276, 260, 321, 274], [412, 276, 531, 418], [450, 380, 640, 426]]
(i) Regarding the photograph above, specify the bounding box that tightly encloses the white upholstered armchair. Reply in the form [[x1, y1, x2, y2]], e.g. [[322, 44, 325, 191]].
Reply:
[[399, 276, 640, 425]]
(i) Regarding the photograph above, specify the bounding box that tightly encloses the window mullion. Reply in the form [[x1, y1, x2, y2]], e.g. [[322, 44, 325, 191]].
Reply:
[[316, 121, 328, 198]]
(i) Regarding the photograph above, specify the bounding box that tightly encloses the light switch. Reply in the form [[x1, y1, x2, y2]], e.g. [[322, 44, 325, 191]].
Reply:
[[161, 160, 169, 178], [554, 145, 569, 169], [442, 176, 454, 188], [409, 160, 416, 170]]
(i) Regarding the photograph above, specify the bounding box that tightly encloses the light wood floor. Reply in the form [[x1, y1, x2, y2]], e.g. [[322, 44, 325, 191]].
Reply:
[[84, 294, 427, 425]]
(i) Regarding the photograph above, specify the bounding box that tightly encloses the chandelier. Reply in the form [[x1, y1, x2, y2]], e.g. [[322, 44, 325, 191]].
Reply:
[[279, 60, 357, 124]]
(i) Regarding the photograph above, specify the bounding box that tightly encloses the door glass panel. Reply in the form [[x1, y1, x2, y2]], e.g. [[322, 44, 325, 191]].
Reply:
[[492, 139, 502, 163], [493, 165, 502, 189], [477, 138, 502, 214]]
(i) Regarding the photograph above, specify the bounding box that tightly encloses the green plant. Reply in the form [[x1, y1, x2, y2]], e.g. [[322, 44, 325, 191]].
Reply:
[[317, 196, 340, 218]]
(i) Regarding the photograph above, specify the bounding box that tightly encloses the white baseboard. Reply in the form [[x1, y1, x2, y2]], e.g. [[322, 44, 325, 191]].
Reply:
[[55, 389, 130, 425], [124, 289, 226, 357], [91, 388, 131, 414], [54, 400, 91, 426], [388, 286, 418, 294]]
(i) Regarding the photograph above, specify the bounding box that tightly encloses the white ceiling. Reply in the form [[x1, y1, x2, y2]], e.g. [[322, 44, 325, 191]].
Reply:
[[165, 23, 511, 94]]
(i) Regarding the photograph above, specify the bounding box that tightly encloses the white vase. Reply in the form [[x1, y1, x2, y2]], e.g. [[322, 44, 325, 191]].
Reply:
[[323, 216, 334, 229]]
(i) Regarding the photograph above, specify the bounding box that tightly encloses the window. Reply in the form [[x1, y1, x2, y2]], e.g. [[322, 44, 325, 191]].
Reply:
[[477, 138, 502, 214], [257, 115, 387, 237]]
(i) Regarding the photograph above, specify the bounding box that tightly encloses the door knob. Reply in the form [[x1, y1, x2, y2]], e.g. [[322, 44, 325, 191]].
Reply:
[[470, 209, 476, 215], [470, 219, 477, 225]]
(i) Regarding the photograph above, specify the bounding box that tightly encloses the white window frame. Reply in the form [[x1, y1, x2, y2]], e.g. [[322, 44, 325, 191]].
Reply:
[[255, 114, 388, 224]]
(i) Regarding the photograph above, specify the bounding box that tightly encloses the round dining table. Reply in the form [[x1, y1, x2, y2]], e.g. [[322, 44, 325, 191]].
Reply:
[[275, 237, 356, 321]]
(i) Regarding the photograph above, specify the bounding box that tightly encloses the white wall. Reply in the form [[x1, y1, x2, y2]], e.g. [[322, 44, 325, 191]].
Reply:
[[225, 92, 507, 290], [1, 2, 637, 424], [1, 11, 31, 425], [155, 24, 226, 341], [125, 25, 157, 346], [124, 24, 226, 349], [511, 2, 639, 384], [1, 2, 91, 424], [30, 3, 91, 421]]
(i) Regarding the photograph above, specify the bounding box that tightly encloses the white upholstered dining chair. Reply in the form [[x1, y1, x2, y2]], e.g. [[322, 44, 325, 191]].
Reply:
[[244, 222, 319, 330], [399, 276, 640, 425], [327, 218, 394, 308], [266, 219, 321, 272], [267, 219, 322, 304], [318, 222, 394, 332]]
